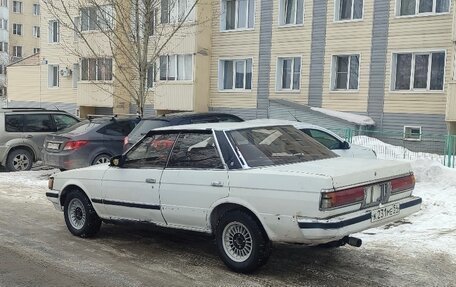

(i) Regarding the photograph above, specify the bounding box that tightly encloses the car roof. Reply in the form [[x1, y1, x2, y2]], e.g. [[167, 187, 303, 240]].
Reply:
[[0, 108, 72, 114], [142, 112, 243, 122], [155, 119, 297, 132]]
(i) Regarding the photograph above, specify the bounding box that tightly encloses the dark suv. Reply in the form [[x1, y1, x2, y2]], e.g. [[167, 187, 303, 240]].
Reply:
[[0, 108, 80, 171], [43, 117, 137, 170], [123, 112, 243, 151]]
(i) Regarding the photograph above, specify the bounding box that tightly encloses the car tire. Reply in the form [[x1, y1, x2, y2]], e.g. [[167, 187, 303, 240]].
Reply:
[[92, 154, 111, 165], [63, 190, 101, 238], [215, 210, 271, 273], [6, 149, 33, 172]]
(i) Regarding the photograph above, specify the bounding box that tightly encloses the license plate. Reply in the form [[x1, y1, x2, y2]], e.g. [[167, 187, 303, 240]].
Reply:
[[371, 203, 400, 222], [47, 142, 60, 150]]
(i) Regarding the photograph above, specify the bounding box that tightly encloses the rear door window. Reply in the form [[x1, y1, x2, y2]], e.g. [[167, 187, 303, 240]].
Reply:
[[99, 121, 135, 136], [5, 114, 24, 132], [53, 114, 79, 131], [23, 114, 55, 132]]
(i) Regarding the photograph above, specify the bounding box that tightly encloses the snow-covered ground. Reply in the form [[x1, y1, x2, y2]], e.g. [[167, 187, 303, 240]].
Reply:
[[0, 137, 455, 263]]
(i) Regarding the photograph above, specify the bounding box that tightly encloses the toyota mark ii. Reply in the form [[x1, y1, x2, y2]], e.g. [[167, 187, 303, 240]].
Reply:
[[46, 121, 422, 273]]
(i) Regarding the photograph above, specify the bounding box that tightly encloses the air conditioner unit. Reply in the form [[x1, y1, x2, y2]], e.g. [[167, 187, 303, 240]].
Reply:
[[59, 67, 72, 77]]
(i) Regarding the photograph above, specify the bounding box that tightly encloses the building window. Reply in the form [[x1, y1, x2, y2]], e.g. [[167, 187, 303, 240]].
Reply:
[[221, 0, 255, 31], [0, 0, 7, 7], [81, 58, 113, 81], [161, 0, 195, 24], [146, 64, 155, 88], [48, 20, 59, 43], [0, 19, 7, 30], [393, 51, 445, 91], [80, 5, 114, 31], [0, 42, 7, 52], [335, 0, 363, 21], [12, 24, 22, 35], [403, 126, 422, 141], [397, 0, 449, 16], [13, 46, 22, 58], [279, 0, 304, 26], [159, 54, 193, 81], [48, 65, 59, 87], [33, 3, 40, 15], [277, 57, 301, 91], [12, 1, 22, 13], [219, 59, 252, 90], [332, 55, 360, 90], [33, 48, 40, 54], [33, 26, 40, 38]]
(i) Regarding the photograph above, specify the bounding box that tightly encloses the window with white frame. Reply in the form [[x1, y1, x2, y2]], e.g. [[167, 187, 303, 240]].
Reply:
[[12, 24, 22, 35], [13, 46, 22, 57], [219, 58, 252, 90], [12, 1, 22, 13], [33, 3, 40, 15], [397, 0, 449, 16], [0, 0, 7, 7], [335, 0, 363, 21], [33, 48, 40, 54], [159, 54, 193, 81], [221, 0, 254, 30], [33, 26, 40, 38], [161, 0, 195, 23], [81, 58, 113, 81], [146, 64, 155, 88], [403, 126, 422, 141], [332, 54, 360, 90], [0, 19, 8, 30], [279, 0, 304, 26], [393, 51, 445, 91], [80, 5, 114, 32], [0, 42, 7, 52], [48, 65, 59, 87], [277, 57, 301, 91], [48, 20, 59, 43]]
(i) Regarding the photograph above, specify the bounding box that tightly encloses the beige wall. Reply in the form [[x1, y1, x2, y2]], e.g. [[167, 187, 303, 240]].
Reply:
[[7, 64, 40, 100], [9, 0, 40, 58], [383, 2, 453, 115]]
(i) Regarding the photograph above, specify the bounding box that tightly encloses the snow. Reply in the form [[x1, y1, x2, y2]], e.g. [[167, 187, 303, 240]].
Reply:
[[0, 137, 455, 262], [311, 107, 375, 126]]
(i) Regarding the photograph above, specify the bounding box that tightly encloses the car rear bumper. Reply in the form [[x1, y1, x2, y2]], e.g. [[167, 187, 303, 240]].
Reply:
[[43, 150, 90, 170], [296, 196, 422, 243]]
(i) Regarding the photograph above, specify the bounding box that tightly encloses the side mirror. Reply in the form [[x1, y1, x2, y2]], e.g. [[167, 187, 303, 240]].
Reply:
[[110, 155, 124, 167], [341, 141, 351, 150]]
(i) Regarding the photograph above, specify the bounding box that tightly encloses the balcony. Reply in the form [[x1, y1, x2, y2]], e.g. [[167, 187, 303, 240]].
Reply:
[[446, 82, 456, 121], [77, 82, 113, 108], [154, 83, 194, 111]]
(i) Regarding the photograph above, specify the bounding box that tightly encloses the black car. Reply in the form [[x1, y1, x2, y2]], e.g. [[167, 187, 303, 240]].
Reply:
[[43, 117, 137, 170], [123, 112, 243, 151]]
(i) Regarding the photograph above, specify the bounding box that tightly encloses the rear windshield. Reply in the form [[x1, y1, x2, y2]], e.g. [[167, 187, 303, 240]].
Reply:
[[57, 120, 102, 135], [128, 120, 170, 142], [227, 126, 337, 168]]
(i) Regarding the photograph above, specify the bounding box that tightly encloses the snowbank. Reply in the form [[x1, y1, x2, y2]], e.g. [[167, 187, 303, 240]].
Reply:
[[311, 107, 375, 126]]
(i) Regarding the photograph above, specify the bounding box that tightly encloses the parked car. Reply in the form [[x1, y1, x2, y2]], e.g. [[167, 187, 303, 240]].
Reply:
[[47, 121, 421, 273], [0, 108, 80, 171], [43, 117, 137, 170], [250, 119, 376, 159], [123, 112, 243, 152]]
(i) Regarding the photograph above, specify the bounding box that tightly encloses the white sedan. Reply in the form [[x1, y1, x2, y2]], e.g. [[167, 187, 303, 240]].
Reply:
[[46, 121, 421, 273], [250, 119, 376, 159]]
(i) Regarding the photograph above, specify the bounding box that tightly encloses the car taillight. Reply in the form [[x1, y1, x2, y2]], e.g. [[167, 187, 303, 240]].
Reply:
[[124, 136, 128, 146], [63, 140, 89, 151], [391, 174, 415, 193], [320, 186, 365, 209]]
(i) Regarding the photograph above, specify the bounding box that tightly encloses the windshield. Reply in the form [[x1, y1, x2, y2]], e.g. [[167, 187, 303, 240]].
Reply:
[[57, 120, 101, 135], [227, 126, 337, 168], [129, 120, 170, 142]]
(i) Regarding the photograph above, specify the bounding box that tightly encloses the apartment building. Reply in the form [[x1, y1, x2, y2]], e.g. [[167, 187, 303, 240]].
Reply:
[[9, 0, 40, 61], [0, 0, 8, 99], [6, 0, 456, 142]]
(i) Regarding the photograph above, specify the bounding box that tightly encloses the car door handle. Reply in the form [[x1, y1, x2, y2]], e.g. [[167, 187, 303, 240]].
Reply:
[[211, 181, 224, 187], [145, 178, 156, 184]]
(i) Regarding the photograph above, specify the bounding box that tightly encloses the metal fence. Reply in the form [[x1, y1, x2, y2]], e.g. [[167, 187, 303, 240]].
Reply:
[[329, 128, 456, 168]]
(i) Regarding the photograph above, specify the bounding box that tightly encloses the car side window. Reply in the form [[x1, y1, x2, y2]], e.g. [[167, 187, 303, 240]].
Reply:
[[53, 114, 79, 131], [123, 133, 178, 169], [5, 114, 23, 132], [304, 129, 342, 150], [23, 114, 55, 132], [99, 121, 135, 136], [168, 132, 224, 169]]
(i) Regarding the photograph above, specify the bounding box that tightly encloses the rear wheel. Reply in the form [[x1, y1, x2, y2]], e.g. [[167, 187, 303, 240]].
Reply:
[[6, 149, 33, 172], [215, 210, 271, 273], [92, 154, 111, 165], [64, 190, 101, 238]]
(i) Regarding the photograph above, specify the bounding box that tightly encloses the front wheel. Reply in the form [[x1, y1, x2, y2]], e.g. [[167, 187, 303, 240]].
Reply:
[[215, 210, 271, 273], [64, 190, 101, 238]]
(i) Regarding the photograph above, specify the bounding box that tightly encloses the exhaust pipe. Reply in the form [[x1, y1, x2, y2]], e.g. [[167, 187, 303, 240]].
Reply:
[[345, 236, 362, 247]]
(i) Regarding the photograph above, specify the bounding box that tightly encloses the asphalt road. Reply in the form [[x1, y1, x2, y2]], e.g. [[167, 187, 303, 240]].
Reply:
[[0, 171, 455, 287]]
